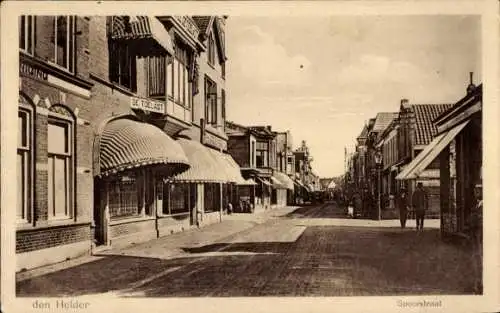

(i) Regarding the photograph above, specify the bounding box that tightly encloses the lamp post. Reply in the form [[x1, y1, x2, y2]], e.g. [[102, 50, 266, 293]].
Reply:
[[374, 150, 383, 220]]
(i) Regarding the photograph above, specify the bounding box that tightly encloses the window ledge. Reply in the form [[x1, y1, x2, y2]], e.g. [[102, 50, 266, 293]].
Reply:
[[109, 215, 155, 226], [89, 73, 137, 97], [16, 220, 91, 232], [20, 53, 94, 91]]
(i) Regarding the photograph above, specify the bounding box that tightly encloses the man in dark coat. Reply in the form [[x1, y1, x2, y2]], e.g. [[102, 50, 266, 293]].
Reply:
[[397, 188, 409, 228], [411, 182, 428, 231]]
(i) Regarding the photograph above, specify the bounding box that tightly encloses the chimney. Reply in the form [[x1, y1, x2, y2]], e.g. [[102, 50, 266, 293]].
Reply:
[[467, 72, 476, 94], [401, 99, 409, 106], [267, 125, 272, 131]]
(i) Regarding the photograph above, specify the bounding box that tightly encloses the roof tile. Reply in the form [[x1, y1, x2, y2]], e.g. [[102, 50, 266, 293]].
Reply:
[[411, 104, 454, 146]]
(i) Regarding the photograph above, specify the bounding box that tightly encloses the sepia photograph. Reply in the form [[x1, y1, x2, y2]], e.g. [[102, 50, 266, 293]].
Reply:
[[1, 1, 499, 313]]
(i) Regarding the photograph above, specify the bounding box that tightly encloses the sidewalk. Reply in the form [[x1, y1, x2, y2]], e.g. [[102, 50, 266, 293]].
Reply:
[[16, 205, 299, 283]]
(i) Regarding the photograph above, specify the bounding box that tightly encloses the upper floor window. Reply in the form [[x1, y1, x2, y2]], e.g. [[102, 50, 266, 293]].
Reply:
[[208, 34, 215, 66], [204, 77, 217, 125], [221, 89, 226, 121], [17, 107, 33, 224], [109, 40, 137, 91], [256, 141, 269, 168], [19, 16, 35, 55], [49, 16, 76, 73], [47, 113, 74, 220], [167, 44, 192, 108], [147, 55, 166, 99]]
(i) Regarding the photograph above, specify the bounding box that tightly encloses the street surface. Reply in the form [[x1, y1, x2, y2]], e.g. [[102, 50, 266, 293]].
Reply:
[[17, 203, 481, 297]]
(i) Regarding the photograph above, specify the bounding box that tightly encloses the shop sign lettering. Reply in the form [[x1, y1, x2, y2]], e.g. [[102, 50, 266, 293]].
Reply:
[[203, 132, 227, 151], [20, 62, 48, 81], [130, 97, 165, 114], [173, 16, 199, 40]]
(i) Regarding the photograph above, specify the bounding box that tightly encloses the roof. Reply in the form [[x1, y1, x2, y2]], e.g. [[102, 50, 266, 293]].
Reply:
[[410, 104, 454, 146], [357, 124, 369, 139], [371, 112, 398, 133], [248, 126, 275, 137], [434, 84, 482, 126], [192, 16, 213, 34]]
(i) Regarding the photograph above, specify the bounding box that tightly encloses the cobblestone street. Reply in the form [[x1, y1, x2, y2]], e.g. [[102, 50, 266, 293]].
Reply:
[[17, 203, 480, 297]]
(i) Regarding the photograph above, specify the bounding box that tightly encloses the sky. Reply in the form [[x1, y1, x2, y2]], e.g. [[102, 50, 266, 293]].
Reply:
[[225, 15, 481, 178]]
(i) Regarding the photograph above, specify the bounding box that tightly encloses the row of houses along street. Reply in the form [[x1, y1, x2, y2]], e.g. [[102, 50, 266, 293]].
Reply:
[[10, 13, 489, 303], [343, 73, 483, 242], [16, 15, 322, 273]]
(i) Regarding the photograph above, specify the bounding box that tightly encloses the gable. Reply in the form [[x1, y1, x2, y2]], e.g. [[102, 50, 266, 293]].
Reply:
[[208, 18, 226, 63]]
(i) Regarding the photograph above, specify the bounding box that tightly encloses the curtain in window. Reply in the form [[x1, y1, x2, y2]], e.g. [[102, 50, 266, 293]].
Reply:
[[109, 175, 140, 218], [170, 183, 189, 215], [204, 183, 220, 213], [148, 55, 166, 98]]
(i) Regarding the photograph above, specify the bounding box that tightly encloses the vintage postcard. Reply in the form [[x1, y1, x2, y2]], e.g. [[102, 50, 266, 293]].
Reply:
[[1, 1, 499, 312]]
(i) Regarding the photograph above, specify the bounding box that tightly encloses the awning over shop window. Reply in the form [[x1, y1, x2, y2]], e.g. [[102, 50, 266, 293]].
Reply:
[[270, 176, 287, 189], [256, 177, 272, 187], [240, 178, 258, 186], [95, 116, 189, 177], [111, 16, 175, 55], [172, 139, 229, 183], [206, 148, 247, 184], [396, 120, 470, 180], [272, 172, 295, 190]]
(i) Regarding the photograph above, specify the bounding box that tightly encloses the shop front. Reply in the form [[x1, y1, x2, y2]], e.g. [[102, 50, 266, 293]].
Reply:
[[396, 84, 482, 240], [271, 171, 294, 208], [169, 137, 231, 227], [93, 114, 190, 248]]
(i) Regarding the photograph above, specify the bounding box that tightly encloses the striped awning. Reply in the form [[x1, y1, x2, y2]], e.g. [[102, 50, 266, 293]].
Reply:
[[219, 152, 248, 185], [272, 172, 295, 190], [256, 177, 272, 187], [111, 16, 174, 55], [241, 178, 257, 186], [172, 139, 229, 183], [95, 117, 189, 177]]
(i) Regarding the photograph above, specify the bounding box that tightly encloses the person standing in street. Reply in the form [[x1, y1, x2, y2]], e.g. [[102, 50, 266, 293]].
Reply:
[[411, 182, 428, 231], [397, 188, 409, 228]]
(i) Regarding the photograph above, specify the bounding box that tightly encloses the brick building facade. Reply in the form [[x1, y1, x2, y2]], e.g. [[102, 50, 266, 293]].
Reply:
[[16, 15, 241, 271]]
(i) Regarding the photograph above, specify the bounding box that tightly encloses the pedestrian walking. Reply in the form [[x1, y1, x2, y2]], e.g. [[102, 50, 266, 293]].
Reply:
[[397, 188, 409, 228], [411, 182, 428, 231], [227, 202, 233, 215]]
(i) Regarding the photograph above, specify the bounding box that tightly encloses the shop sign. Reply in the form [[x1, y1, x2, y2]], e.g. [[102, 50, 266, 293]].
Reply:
[[130, 97, 165, 114], [20, 62, 48, 81], [173, 16, 199, 40], [203, 131, 227, 151]]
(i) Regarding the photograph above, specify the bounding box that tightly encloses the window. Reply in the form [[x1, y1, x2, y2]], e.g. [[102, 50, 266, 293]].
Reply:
[[47, 119, 73, 219], [221, 89, 226, 120], [109, 174, 140, 218], [17, 109, 32, 223], [147, 55, 166, 99], [256, 141, 269, 168], [167, 44, 192, 107], [19, 16, 35, 55], [208, 34, 215, 65], [204, 77, 217, 125], [204, 183, 220, 213], [110, 40, 137, 91], [221, 62, 226, 79], [48, 16, 76, 72], [251, 141, 255, 167], [169, 184, 189, 215]]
